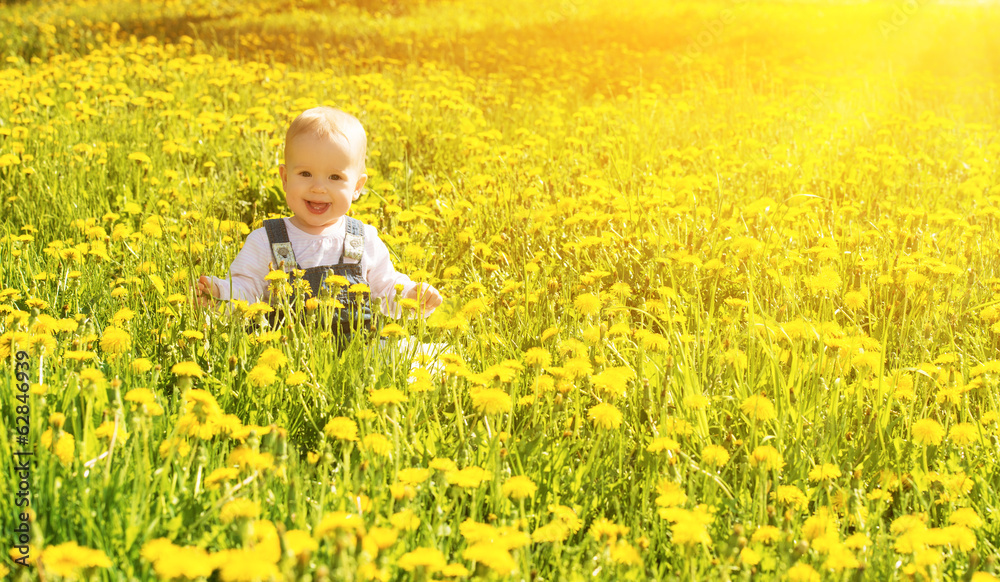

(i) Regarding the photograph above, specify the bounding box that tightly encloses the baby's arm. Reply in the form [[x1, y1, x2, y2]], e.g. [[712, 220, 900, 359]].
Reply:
[[365, 225, 441, 317], [198, 229, 272, 304]]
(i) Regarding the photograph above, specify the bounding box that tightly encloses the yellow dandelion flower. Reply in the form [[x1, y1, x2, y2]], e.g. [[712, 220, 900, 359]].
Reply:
[[220, 498, 260, 523], [740, 394, 776, 422], [131, 358, 154, 373], [49, 412, 67, 429], [40, 541, 111, 578], [158, 437, 191, 459], [502, 475, 538, 500], [323, 417, 359, 441], [205, 467, 240, 490], [79, 367, 106, 388], [95, 420, 128, 443], [912, 418, 945, 446], [787, 562, 821, 582], [462, 542, 516, 575], [446, 466, 492, 488], [285, 371, 308, 386], [397, 547, 446, 572], [315, 511, 362, 537], [532, 520, 571, 543], [380, 323, 407, 338], [949, 508, 983, 528], [471, 387, 512, 414], [740, 547, 761, 566], [257, 347, 288, 368], [844, 532, 872, 550], [808, 463, 842, 482], [171, 361, 204, 378], [588, 402, 623, 429], [430, 458, 458, 472], [524, 347, 552, 367], [752, 525, 782, 544], [390, 509, 421, 531], [610, 540, 642, 565], [325, 274, 349, 287], [774, 485, 809, 510], [661, 506, 713, 546], [749, 445, 785, 471], [949, 422, 979, 446], [361, 434, 393, 457], [365, 527, 399, 551], [284, 530, 318, 559], [573, 293, 601, 315], [215, 550, 279, 582], [397, 467, 431, 485], [99, 326, 131, 354], [655, 480, 688, 508], [246, 364, 277, 387], [369, 387, 408, 406], [647, 436, 680, 453], [441, 563, 471, 577], [701, 444, 730, 468]]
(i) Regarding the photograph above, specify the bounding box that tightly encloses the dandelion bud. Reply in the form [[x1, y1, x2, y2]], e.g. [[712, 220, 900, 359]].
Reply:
[[733, 524, 744, 538], [794, 540, 809, 556], [229, 356, 238, 371], [737, 536, 747, 548]]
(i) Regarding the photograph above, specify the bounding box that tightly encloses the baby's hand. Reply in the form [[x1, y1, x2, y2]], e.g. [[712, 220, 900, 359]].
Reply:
[[405, 282, 443, 315], [195, 275, 219, 307]]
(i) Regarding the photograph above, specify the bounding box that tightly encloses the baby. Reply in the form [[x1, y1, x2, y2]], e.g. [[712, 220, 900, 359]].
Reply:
[[197, 106, 442, 323]]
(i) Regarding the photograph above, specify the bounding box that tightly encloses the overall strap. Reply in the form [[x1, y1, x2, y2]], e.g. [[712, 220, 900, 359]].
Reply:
[[263, 218, 298, 271], [342, 216, 366, 272]]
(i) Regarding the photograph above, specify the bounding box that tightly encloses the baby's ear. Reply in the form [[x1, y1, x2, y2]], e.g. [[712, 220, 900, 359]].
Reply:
[[279, 164, 288, 188], [353, 174, 368, 200]]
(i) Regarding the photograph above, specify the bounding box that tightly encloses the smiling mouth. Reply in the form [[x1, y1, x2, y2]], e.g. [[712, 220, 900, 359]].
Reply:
[[306, 201, 330, 214]]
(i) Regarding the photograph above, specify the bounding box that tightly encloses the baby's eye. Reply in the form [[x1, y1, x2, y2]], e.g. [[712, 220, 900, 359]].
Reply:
[[329, 174, 342, 181], [299, 171, 311, 177]]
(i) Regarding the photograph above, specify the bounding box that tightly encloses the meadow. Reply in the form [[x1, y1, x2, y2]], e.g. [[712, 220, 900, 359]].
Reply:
[[2, 0, 1000, 579]]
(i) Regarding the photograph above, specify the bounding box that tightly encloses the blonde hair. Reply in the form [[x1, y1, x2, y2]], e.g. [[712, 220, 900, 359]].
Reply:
[[284, 106, 367, 171]]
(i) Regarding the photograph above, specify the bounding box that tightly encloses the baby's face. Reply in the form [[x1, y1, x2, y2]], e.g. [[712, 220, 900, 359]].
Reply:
[[279, 133, 367, 235]]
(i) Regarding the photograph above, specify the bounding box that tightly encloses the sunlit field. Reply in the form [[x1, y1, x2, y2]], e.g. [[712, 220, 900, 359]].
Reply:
[[2, 0, 1000, 579]]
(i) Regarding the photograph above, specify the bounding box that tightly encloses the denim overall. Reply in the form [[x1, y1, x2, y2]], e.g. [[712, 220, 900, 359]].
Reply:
[[263, 217, 375, 340]]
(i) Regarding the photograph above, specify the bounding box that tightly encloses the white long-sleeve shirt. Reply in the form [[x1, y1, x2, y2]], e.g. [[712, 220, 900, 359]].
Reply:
[[209, 217, 428, 317]]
